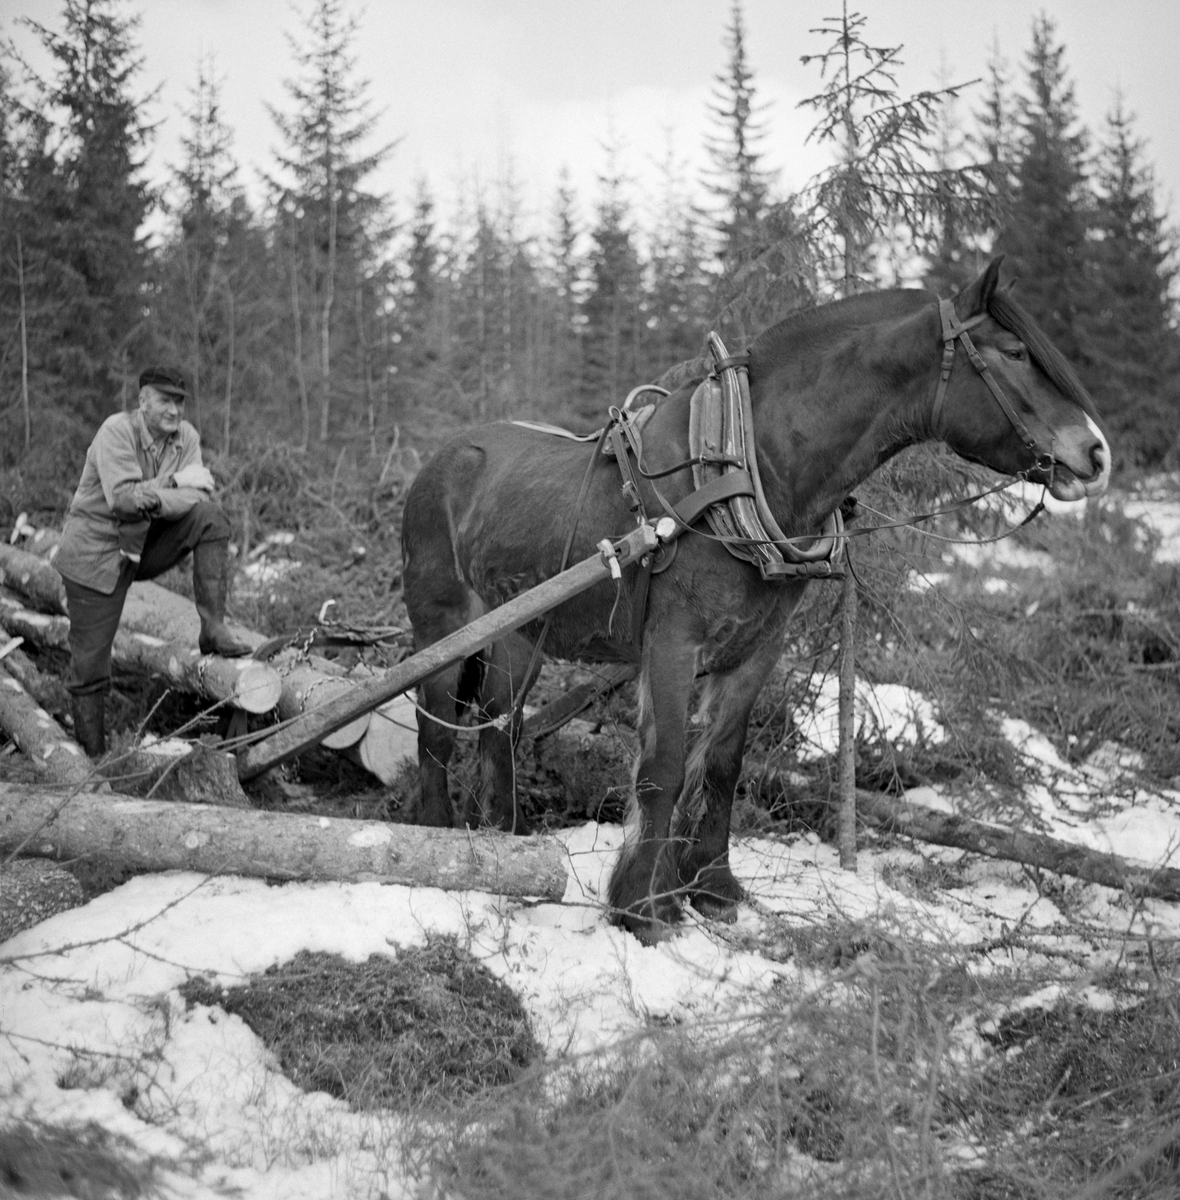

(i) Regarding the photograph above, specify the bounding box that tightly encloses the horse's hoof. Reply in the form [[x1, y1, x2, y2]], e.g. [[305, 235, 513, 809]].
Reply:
[[683, 862, 745, 913], [690, 893, 740, 923], [612, 905, 681, 944]]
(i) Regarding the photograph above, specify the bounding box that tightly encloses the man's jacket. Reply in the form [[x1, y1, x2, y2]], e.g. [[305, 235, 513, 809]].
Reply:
[[55, 410, 209, 594]]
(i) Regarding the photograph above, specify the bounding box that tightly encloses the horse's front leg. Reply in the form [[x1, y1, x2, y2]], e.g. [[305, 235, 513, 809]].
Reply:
[[607, 610, 700, 939], [675, 627, 789, 920]]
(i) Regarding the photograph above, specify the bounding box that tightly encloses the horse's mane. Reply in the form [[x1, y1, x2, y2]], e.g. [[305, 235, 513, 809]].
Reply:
[[655, 285, 1102, 426], [986, 289, 1101, 424], [751, 289, 933, 371]]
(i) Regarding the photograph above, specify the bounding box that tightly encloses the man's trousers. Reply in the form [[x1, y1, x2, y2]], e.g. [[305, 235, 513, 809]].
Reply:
[[62, 501, 232, 696]]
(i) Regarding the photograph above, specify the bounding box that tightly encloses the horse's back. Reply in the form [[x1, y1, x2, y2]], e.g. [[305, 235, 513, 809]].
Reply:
[[401, 421, 611, 623]]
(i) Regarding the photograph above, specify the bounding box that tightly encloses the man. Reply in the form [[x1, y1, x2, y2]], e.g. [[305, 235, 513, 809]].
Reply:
[[55, 366, 250, 757]]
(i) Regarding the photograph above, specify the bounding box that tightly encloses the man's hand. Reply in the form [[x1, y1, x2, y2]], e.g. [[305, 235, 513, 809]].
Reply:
[[172, 464, 215, 493]]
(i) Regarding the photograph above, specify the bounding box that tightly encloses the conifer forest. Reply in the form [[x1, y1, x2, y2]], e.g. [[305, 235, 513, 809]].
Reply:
[[1, 1, 1175, 507]]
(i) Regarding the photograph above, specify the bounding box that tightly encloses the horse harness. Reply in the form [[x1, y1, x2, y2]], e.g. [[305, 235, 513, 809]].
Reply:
[[930, 298, 1057, 480], [512, 297, 1057, 661], [513, 333, 847, 659]]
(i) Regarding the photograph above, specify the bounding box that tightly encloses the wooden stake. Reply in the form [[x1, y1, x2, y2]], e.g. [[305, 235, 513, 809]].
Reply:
[[837, 564, 857, 871]]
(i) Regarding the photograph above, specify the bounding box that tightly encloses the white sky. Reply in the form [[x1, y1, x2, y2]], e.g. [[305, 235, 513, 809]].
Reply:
[[2, 0, 1178, 241]]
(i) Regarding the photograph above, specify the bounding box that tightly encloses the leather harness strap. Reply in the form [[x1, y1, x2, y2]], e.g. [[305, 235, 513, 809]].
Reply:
[[931, 298, 1055, 477]]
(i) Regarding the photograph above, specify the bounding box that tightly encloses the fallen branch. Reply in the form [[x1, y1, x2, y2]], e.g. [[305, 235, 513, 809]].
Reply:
[[855, 787, 1180, 901], [0, 785, 568, 900]]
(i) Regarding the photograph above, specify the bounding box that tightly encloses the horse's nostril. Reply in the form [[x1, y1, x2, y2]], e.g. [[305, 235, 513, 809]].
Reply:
[[1091, 443, 1108, 475]]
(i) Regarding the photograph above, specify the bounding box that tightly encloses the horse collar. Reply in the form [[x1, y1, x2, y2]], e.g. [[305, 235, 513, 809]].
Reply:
[[930, 297, 1055, 479]]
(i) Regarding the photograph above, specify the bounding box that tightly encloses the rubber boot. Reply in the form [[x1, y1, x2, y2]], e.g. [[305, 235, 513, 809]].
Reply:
[[192, 540, 251, 658], [70, 692, 105, 758]]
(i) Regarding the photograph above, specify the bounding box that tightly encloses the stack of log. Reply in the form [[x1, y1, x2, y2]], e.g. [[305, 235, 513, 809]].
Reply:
[[0, 534, 418, 787]]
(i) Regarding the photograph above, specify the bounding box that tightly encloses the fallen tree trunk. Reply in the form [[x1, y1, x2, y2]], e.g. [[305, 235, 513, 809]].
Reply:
[[0, 543, 67, 615], [854, 787, 1180, 900], [0, 642, 70, 714], [0, 785, 568, 900], [0, 663, 94, 785], [0, 590, 281, 714]]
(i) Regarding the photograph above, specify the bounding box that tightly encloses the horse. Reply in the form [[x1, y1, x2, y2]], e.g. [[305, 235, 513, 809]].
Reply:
[[400, 258, 1111, 938]]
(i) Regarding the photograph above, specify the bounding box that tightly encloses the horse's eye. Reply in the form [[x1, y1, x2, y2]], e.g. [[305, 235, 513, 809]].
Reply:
[[1003, 345, 1025, 361]]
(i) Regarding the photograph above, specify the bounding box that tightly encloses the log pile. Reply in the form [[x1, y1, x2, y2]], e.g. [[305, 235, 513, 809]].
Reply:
[[0, 531, 419, 787]]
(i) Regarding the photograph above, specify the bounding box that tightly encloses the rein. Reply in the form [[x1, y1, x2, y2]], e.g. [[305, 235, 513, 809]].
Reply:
[[930, 298, 1056, 480]]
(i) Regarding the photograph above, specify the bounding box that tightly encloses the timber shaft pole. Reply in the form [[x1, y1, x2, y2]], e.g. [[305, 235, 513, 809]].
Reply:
[[236, 525, 658, 781]]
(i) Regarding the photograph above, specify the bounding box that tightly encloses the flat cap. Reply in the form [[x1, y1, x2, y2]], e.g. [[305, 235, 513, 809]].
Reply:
[[138, 366, 187, 398]]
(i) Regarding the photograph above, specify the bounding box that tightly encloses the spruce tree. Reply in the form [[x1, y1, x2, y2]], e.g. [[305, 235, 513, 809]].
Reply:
[[1082, 96, 1178, 464], [799, 2, 988, 297], [993, 15, 1089, 360], [704, 2, 776, 267], [580, 142, 644, 420], [11, 0, 153, 429], [268, 0, 394, 442], [154, 57, 252, 436], [648, 140, 712, 369]]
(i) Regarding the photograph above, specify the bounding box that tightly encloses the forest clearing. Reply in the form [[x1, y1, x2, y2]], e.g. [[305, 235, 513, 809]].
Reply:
[[4, 0, 1180, 1196]]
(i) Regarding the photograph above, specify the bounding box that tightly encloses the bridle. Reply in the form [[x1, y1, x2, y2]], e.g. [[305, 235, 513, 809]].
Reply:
[[929, 297, 1057, 482]]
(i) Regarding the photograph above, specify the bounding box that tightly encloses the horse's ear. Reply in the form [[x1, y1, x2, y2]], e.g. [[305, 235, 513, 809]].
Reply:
[[954, 256, 1005, 318]]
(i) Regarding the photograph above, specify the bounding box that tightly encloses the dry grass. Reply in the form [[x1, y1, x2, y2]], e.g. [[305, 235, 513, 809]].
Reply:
[[423, 920, 1180, 1200], [179, 938, 541, 1111]]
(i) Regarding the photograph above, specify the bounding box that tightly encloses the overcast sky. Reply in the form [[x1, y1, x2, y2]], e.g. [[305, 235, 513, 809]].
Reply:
[[3, 0, 1177, 241]]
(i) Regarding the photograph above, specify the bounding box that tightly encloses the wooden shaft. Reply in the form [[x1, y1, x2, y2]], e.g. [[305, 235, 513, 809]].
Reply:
[[237, 526, 656, 781]]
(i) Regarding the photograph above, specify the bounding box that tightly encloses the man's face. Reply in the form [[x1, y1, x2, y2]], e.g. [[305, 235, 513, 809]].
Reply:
[[139, 385, 184, 440]]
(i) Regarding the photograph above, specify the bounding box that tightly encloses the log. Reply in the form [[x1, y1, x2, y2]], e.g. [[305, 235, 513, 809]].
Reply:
[[854, 787, 1180, 900], [0, 589, 281, 715], [237, 524, 658, 781], [0, 663, 93, 785], [0, 785, 568, 900], [356, 694, 418, 784], [113, 627, 281, 715], [116, 582, 373, 747], [0, 543, 67, 615], [0, 643, 70, 715]]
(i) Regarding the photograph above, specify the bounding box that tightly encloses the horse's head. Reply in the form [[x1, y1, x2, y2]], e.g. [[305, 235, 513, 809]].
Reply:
[[934, 258, 1110, 502]]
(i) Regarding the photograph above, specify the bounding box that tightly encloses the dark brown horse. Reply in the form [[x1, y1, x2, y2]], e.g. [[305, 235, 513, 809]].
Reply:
[[400, 259, 1110, 937]]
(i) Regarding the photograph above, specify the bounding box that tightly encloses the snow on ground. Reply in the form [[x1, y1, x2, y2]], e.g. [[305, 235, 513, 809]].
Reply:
[[5, 731, 1180, 1197], [6, 487, 1180, 1196]]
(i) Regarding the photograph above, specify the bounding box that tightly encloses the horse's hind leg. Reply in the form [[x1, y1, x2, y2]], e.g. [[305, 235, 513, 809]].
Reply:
[[415, 653, 482, 827], [676, 627, 789, 919], [470, 631, 540, 833], [607, 610, 700, 938]]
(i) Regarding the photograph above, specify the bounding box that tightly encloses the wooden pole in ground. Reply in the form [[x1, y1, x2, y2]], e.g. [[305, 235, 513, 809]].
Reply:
[[0, 785, 568, 900], [837, 565, 857, 871], [236, 525, 658, 781]]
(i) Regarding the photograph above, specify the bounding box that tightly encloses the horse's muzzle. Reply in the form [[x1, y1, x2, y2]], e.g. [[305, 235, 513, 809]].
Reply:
[[1045, 416, 1111, 501]]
